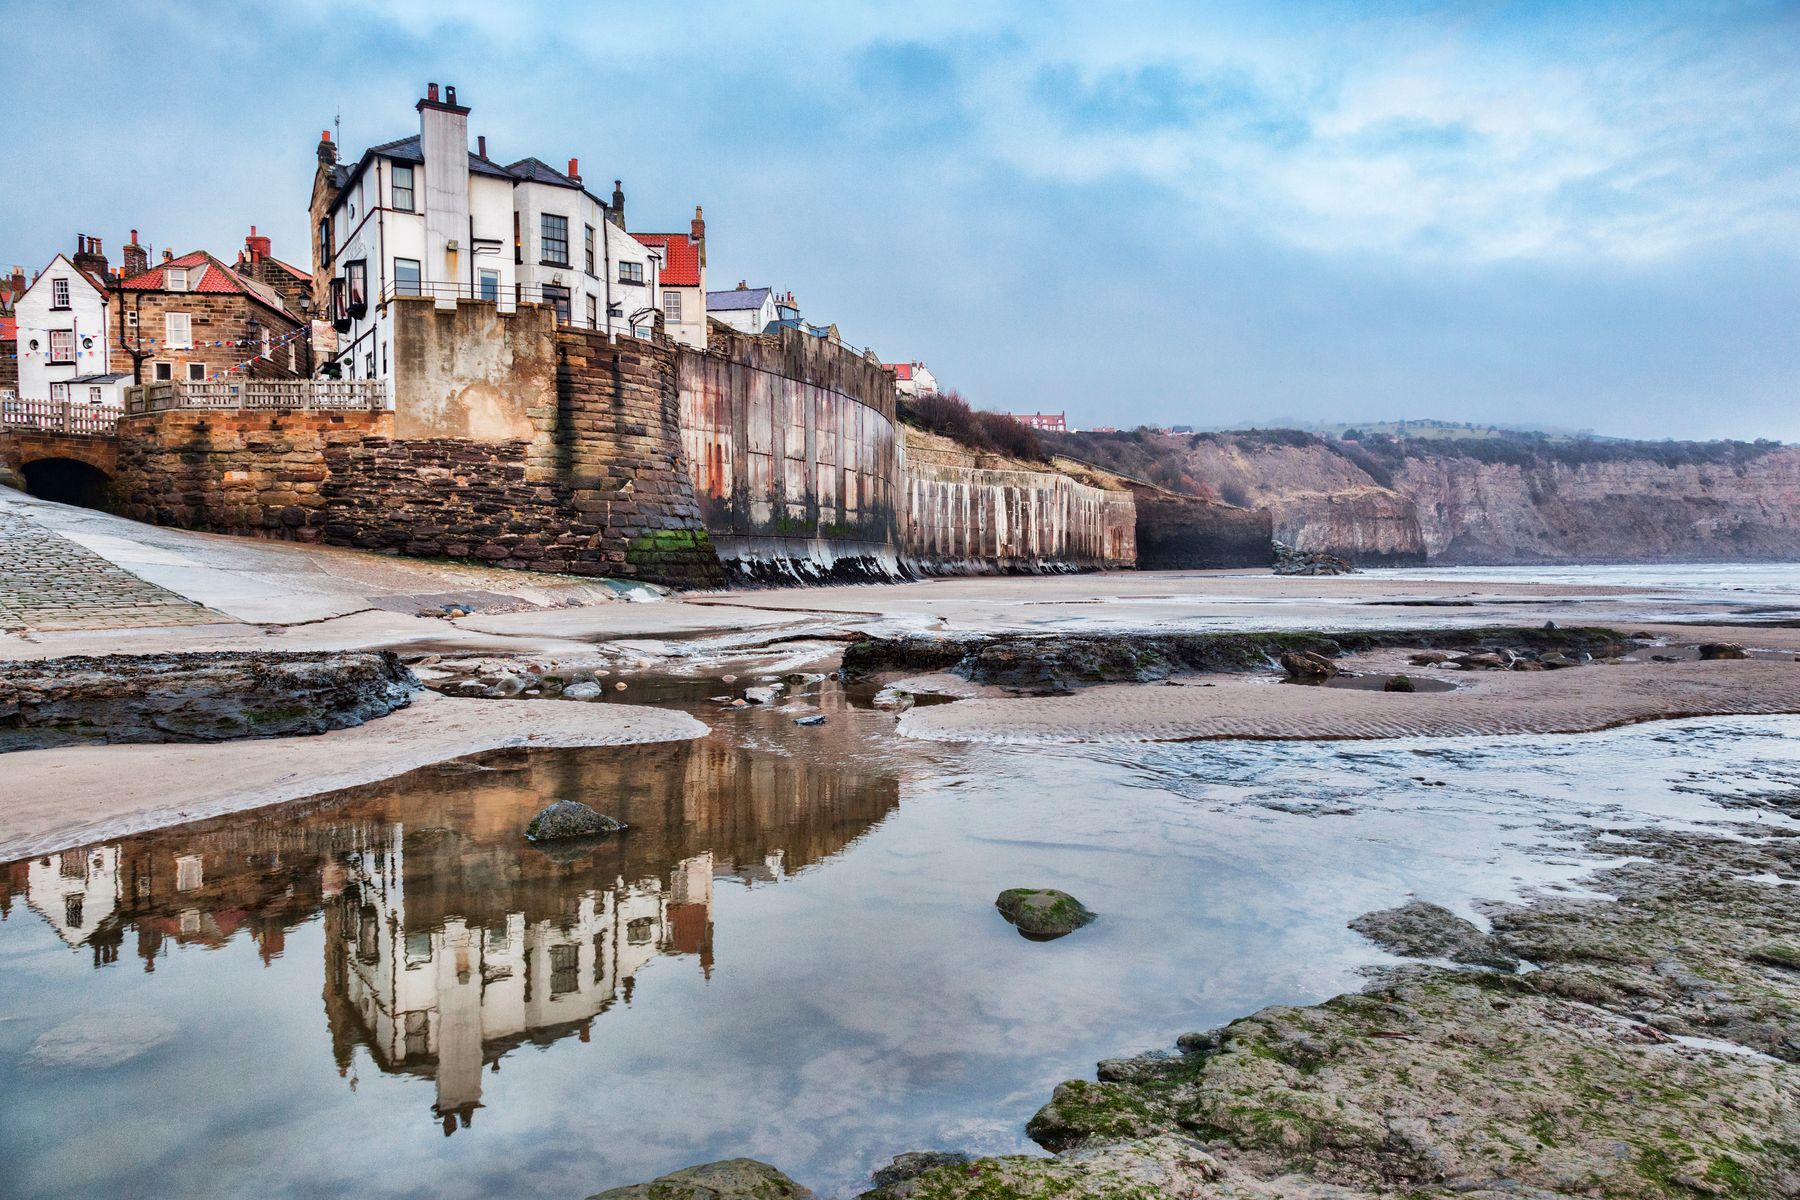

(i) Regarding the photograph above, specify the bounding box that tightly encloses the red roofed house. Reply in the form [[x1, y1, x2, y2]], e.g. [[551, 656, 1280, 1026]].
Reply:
[[882, 360, 938, 399], [115, 240, 306, 387], [629, 206, 708, 349], [233, 225, 314, 310]]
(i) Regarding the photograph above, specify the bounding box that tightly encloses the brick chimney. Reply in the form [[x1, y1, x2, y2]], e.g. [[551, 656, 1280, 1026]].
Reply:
[[7, 265, 24, 299], [567, 157, 581, 183], [317, 129, 336, 167], [610, 180, 626, 228], [72, 234, 109, 280], [122, 230, 148, 279], [245, 225, 271, 263], [692, 205, 706, 267]]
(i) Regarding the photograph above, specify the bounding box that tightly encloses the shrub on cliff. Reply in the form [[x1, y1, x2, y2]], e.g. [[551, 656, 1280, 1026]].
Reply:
[[898, 390, 1047, 462]]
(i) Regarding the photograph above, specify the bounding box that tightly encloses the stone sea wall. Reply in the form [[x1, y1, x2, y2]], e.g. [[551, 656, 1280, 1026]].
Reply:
[[676, 326, 902, 580]]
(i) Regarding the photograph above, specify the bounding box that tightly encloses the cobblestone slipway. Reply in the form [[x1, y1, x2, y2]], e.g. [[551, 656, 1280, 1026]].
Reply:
[[0, 510, 222, 632]]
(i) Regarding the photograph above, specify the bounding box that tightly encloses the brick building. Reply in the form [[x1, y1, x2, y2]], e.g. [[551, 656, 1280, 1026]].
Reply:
[[115, 250, 306, 385], [232, 226, 313, 309]]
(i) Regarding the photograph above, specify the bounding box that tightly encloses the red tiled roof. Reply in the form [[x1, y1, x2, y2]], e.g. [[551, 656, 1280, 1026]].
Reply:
[[0, 316, 15, 340], [120, 251, 297, 319], [268, 256, 312, 283], [885, 363, 914, 380], [630, 232, 701, 288]]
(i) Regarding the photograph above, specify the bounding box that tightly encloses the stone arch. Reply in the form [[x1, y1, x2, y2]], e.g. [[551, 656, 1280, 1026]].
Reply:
[[21, 456, 114, 509]]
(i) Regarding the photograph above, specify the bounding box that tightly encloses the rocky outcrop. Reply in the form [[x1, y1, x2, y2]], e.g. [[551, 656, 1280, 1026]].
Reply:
[[588, 1159, 811, 1200], [0, 651, 417, 750]]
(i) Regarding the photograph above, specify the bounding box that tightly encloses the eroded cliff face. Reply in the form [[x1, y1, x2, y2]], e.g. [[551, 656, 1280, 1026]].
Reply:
[[1395, 452, 1800, 563], [1133, 433, 1800, 565]]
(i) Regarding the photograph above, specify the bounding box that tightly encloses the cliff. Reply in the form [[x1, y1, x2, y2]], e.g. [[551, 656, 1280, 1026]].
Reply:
[[1053, 430, 1800, 565]]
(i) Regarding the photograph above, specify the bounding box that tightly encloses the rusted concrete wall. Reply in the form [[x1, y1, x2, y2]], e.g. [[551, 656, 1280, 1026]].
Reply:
[[902, 437, 1136, 573], [391, 298, 556, 442], [676, 326, 901, 579]]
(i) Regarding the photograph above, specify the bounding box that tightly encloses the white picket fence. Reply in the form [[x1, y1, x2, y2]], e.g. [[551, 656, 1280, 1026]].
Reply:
[[0, 399, 124, 436], [126, 379, 388, 414]]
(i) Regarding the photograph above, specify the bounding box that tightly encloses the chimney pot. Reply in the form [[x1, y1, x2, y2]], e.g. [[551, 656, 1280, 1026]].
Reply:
[[428, 82, 439, 102], [477, 134, 487, 158], [321, 129, 331, 142], [130, 229, 139, 245], [568, 157, 580, 180], [445, 85, 457, 105]]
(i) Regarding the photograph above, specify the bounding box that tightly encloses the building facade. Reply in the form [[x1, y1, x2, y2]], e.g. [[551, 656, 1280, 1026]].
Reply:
[[630, 208, 708, 349], [706, 283, 777, 333], [115, 250, 305, 386], [12, 240, 122, 405], [884, 361, 938, 398]]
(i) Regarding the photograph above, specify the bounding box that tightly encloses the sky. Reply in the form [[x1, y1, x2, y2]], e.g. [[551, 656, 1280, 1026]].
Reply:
[[3, 0, 1796, 440]]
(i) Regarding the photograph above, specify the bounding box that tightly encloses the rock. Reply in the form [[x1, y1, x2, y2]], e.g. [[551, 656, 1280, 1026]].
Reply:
[[561, 681, 603, 701], [484, 671, 528, 697], [1408, 651, 1452, 666], [868, 1151, 971, 1191], [995, 888, 1097, 940], [1278, 650, 1339, 681], [1454, 652, 1506, 670], [613, 681, 628, 691], [587, 1159, 810, 1200], [1382, 674, 1416, 693], [524, 800, 627, 843], [743, 686, 779, 704], [1271, 540, 1355, 576], [1349, 899, 1519, 969], [1698, 642, 1748, 660], [793, 714, 826, 726], [0, 650, 417, 751], [1539, 652, 1579, 669]]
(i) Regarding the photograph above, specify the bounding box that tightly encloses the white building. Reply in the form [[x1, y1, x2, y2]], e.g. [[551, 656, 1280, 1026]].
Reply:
[[630, 211, 708, 349], [26, 845, 121, 948], [12, 243, 128, 406], [705, 283, 777, 333], [884, 361, 938, 398], [314, 83, 695, 399]]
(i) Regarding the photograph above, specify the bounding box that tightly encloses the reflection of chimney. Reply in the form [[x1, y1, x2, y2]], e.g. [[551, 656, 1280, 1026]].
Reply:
[[691, 205, 705, 268], [317, 129, 337, 167], [122, 230, 148, 279], [610, 179, 625, 228]]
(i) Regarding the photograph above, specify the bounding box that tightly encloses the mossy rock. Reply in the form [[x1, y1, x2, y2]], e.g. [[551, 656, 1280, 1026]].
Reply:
[[524, 799, 627, 843], [996, 888, 1096, 940], [586, 1159, 809, 1200]]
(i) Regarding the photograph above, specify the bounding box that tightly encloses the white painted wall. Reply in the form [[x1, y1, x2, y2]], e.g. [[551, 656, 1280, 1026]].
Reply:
[[14, 255, 111, 401]]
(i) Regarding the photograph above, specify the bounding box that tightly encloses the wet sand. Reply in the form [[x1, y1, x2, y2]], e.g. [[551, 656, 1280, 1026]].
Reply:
[[0, 690, 706, 861]]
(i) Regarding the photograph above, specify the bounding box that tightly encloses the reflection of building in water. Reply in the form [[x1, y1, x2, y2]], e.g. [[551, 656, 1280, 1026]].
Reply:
[[1, 723, 897, 1130], [324, 825, 717, 1133]]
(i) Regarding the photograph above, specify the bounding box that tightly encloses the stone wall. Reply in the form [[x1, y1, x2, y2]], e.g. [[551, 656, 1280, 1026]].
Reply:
[[1130, 486, 1272, 570], [676, 325, 901, 579], [391, 297, 555, 442], [112, 290, 305, 386], [113, 408, 390, 539]]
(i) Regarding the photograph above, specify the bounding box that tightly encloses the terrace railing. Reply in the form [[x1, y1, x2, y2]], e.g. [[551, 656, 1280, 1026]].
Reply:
[[125, 379, 388, 415], [0, 399, 125, 437]]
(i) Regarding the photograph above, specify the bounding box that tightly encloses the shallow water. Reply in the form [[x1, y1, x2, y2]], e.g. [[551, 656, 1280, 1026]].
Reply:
[[3, 685, 1798, 1198]]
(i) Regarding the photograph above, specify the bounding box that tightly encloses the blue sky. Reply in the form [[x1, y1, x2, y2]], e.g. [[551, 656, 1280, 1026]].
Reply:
[[4, 0, 1796, 438]]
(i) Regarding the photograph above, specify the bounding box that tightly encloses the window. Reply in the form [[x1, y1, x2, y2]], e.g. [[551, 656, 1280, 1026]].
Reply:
[[50, 382, 69, 403], [124, 309, 138, 332], [153, 362, 172, 382], [51, 278, 70, 308], [288, 343, 296, 371], [187, 363, 206, 382], [540, 213, 570, 266], [618, 260, 644, 284], [513, 211, 522, 264], [166, 267, 189, 292], [584, 225, 596, 274], [663, 290, 683, 322], [365, 351, 375, 378], [318, 217, 333, 267], [391, 164, 415, 212], [88, 387, 102, 404], [48, 329, 75, 363], [345, 260, 369, 312], [165, 312, 192, 348], [542, 284, 570, 325], [549, 943, 579, 997], [585, 294, 598, 329], [478, 268, 500, 302], [393, 258, 421, 297]]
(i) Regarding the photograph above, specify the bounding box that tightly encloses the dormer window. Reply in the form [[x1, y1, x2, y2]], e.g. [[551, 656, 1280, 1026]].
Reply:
[[166, 267, 189, 292], [51, 278, 70, 308]]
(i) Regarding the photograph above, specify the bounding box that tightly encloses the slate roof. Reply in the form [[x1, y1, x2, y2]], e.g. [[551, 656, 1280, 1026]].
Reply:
[[630, 233, 701, 287], [507, 156, 582, 188], [706, 286, 772, 311]]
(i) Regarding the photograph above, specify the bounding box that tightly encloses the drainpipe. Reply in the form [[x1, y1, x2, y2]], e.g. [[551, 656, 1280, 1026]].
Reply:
[[602, 210, 613, 340]]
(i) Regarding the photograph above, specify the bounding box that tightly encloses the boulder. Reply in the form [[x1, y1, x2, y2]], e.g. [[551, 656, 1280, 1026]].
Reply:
[[1408, 651, 1452, 666], [743, 686, 779, 704], [1349, 899, 1519, 970], [1383, 674, 1416, 693], [562, 681, 604, 701], [996, 888, 1097, 940], [1698, 642, 1748, 660], [869, 1152, 972, 1192], [1539, 653, 1579, 669], [1278, 650, 1339, 681], [1271, 540, 1355, 576], [1454, 652, 1506, 670], [524, 800, 627, 843], [587, 1159, 810, 1200]]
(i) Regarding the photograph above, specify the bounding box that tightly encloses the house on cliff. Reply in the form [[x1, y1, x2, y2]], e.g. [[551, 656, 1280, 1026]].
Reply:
[[707, 283, 778, 333], [630, 212, 708, 349], [884, 361, 938, 398], [309, 82, 698, 395]]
